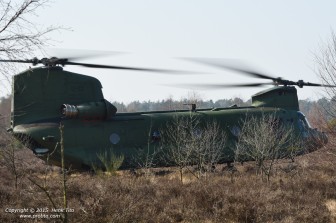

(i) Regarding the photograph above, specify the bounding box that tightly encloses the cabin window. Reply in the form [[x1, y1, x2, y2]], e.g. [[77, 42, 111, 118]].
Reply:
[[230, 126, 241, 137], [271, 118, 283, 128], [287, 118, 294, 123], [152, 130, 161, 142], [278, 91, 285, 96], [109, 133, 120, 144], [193, 129, 202, 138]]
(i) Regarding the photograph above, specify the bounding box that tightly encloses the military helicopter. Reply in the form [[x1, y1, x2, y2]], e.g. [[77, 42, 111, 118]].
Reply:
[[1, 57, 331, 170]]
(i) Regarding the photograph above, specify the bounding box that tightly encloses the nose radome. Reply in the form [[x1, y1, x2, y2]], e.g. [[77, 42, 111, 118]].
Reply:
[[311, 130, 328, 150], [303, 129, 328, 153]]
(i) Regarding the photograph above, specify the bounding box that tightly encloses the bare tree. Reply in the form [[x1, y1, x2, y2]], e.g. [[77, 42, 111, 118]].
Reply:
[[307, 103, 329, 132], [315, 31, 336, 118], [161, 115, 197, 183], [315, 31, 336, 156], [0, 0, 60, 190], [190, 121, 226, 178], [235, 113, 299, 182], [0, 133, 24, 189], [132, 140, 163, 177], [0, 0, 60, 94], [161, 114, 227, 182], [27, 124, 69, 223]]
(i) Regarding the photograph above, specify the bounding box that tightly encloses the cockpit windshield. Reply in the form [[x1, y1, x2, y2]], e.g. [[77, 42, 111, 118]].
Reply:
[[297, 111, 311, 136]]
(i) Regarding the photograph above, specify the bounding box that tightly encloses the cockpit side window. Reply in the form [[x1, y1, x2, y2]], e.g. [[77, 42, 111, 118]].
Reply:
[[297, 111, 310, 137], [298, 120, 308, 137], [297, 111, 311, 128]]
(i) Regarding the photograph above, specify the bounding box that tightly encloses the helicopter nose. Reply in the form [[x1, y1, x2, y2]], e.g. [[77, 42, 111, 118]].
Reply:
[[321, 131, 328, 145], [307, 129, 328, 152], [314, 130, 328, 146]]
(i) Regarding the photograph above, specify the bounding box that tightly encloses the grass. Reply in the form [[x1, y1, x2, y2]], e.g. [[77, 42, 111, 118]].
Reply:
[[93, 148, 124, 175], [0, 144, 335, 222]]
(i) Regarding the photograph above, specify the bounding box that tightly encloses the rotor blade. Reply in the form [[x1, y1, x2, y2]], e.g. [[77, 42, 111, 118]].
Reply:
[[0, 58, 204, 74], [172, 82, 274, 90], [0, 59, 33, 63], [64, 61, 194, 74], [47, 48, 125, 61], [303, 82, 336, 87], [182, 58, 277, 81]]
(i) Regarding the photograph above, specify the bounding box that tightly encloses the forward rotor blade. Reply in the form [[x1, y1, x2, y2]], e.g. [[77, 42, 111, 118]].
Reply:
[[215, 65, 276, 81], [303, 82, 336, 87], [173, 82, 274, 90], [183, 58, 277, 81]]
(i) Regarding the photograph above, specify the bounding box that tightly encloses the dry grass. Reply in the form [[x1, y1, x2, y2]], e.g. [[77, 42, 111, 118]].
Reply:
[[0, 144, 335, 223]]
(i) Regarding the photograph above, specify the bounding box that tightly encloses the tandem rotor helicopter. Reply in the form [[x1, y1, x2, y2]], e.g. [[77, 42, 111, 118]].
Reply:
[[1, 56, 332, 170]]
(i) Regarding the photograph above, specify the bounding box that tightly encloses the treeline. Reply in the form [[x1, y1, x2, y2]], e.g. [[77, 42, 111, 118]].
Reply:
[[299, 97, 331, 115], [112, 97, 332, 118], [112, 97, 251, 113], [0, 95, 10, 129], [0, 94, 334, 125]]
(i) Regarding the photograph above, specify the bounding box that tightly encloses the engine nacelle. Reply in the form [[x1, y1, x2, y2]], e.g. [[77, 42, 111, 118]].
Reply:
[[61, 100, 117, 120]]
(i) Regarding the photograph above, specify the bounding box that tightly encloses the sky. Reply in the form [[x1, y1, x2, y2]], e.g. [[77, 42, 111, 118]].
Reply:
[[5, 0, 336, 103]]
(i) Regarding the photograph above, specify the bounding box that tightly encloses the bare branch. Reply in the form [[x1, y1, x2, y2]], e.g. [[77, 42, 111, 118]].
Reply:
[[0, 0, 63, 95], [315, 31, 336, 117]]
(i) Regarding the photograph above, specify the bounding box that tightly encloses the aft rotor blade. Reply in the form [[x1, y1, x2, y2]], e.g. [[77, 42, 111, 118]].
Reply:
[[0, 59, 33, 63], [65, 61, 192, 74], [47, 48, 124, 61], [0, 58, 201, 74]]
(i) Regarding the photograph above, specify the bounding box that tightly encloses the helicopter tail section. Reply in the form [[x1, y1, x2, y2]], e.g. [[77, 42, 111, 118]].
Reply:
[[11, 66, 110, 128], [251, 86, 299, 110]]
